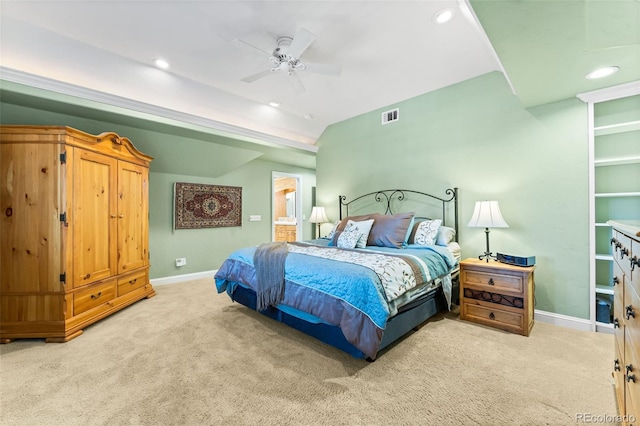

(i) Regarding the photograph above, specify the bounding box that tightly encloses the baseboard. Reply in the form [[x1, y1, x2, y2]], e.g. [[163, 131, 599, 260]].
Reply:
[[150, 270, 218, 286], [534, 309, 593, 332]]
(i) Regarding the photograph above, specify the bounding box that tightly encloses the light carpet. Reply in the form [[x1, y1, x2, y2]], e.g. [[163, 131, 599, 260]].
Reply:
[[0, 278, 618, 425]]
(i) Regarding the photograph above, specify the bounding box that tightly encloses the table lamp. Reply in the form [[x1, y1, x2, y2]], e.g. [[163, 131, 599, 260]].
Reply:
[[467, 200, 509, 262]]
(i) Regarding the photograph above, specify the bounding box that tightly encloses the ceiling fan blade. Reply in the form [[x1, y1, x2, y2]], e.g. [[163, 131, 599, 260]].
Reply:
[[288, 27, 315, 59], [230, 38, 273, 58], [302, 62, 342, 77], [289, 72, 306, 94], [241, 68, 274, 83]]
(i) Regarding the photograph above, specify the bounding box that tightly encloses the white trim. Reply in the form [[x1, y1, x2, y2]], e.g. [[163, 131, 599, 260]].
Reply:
[[0, 67, 318, 154], [534, 309, 594, 332], [577, 80, 640, 103], [150, 270, 217, 286], [460, 0, 517, 97]]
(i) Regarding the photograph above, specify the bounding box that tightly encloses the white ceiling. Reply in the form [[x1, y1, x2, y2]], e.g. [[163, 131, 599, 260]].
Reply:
[[0, 0, 502, 149]]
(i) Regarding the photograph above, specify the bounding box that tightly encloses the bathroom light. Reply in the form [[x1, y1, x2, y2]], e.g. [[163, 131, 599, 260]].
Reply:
[[269, 101, 281, 107], [585, 66, 619, 80], [153, 58, 170, 69], [434, 9, 454, 24]]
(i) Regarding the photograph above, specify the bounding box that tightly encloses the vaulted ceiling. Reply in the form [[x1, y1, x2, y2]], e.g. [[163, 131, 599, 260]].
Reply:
[[1, 0, 638, 155]]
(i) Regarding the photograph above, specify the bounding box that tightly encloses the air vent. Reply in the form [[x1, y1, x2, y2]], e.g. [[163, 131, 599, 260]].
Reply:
[[381, 108, 399, 125]]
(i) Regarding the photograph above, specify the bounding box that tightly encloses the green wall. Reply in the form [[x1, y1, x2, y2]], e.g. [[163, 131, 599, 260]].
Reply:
[[0, 101, 316, 279], [316, 71, 589, 319]]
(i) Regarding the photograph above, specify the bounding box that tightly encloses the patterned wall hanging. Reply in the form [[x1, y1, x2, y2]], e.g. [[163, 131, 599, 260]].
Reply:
[[174, 182, 242, 229]]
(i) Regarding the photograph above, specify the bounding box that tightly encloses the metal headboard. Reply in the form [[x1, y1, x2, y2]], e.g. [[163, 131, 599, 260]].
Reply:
[[338, 188, 459, 241]]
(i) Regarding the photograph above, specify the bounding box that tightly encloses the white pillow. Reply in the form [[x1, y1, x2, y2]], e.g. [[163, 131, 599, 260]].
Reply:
[[436, 225, 456, 246], [413, 219, 442, 245], [325, 220, 341, 239], [346, 219, 375, 248], [337, 222, 362, 249]]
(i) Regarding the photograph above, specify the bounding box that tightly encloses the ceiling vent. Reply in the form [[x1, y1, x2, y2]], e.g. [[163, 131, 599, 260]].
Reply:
[[381, 108, 399, 125]]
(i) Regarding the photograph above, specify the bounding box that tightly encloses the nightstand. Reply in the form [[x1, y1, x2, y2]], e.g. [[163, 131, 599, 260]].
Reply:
[[459, 258, 535, 336]]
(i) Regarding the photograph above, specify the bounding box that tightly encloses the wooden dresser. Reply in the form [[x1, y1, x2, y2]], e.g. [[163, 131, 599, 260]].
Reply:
[[608, 220, 640, 425], [275, 224, 296, 242], [0, 126, 156, 343], [460, 258, 535, 336]]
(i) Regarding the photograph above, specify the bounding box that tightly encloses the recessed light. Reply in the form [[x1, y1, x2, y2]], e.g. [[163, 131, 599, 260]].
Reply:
[[269, 101, 280, 107], [153, 58, 170, 69], [434, 9, 454, 24], [304, 114, 313, 120], [585, 66, 619, 80]]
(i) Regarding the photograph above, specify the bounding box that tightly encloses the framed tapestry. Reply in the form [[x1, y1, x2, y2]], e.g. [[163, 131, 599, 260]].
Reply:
[[174, 182, 242, 229]]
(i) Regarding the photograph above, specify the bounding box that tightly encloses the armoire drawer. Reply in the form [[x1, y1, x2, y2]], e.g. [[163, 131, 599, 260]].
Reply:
[[117, 270, 148, 297], [73, 280, 116, 316]]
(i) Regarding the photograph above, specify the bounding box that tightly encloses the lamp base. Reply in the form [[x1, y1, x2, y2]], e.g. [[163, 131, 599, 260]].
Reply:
[[478, 252, 497, 262], [478, 227, 496, 262]]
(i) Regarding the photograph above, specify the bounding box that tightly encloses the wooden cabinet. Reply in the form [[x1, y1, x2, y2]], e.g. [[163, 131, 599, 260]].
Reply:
[[608, 221, 640, 425], [459, 258, 535, 336], [275, 224, 296, 242], [0, 126, 155, 343]]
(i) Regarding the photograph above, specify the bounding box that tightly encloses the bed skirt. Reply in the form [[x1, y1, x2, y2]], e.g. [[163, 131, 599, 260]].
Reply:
[[228, 280, 456, 360]]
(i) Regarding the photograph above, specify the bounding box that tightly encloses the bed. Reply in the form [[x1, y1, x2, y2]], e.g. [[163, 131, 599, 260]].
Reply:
[[215, 188, 460, 360]]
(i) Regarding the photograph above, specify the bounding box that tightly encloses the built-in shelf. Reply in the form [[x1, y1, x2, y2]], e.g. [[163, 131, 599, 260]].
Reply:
[[594, 120, 640, 136], [595, 285, 614, 295], [594, 156, 640, 167], [595, 254, 613, 261], [595, 192, 640, 198]]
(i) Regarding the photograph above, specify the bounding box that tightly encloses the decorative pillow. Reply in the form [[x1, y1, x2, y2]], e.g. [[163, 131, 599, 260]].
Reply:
[[436, 225, 456, 246], [325, 220, 341, 240], [413, 219, 442, 245], [403, 216, 416, 246], [346, 219, 375, 248], [336, 222, 362, 249], [329, 214, 376, 246], [367, 212, 415, 248]]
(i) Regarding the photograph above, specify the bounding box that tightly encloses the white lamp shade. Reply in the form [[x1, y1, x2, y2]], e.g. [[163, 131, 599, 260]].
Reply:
[[467, 201, 509, 228], [309, 206, 329, 224]]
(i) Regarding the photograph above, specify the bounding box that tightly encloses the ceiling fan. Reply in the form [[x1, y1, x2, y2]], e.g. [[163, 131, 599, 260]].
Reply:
[[231, 27, 342, 94]]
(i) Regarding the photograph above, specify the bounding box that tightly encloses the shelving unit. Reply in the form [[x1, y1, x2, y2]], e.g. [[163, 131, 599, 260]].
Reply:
[[578, 82, 640, 333]]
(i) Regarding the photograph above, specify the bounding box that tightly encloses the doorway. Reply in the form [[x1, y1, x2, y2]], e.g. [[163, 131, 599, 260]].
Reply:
[[272, 172, 302, 242]]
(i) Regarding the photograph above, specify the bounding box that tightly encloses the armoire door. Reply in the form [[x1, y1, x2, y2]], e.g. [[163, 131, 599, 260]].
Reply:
[[72, 148, 118, 288], [117, 161, 148, 273]]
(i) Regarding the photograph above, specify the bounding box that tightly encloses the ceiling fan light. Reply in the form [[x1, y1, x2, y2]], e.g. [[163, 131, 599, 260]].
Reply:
[[585, 66, 619, 80], [434, 9, 454, 24]]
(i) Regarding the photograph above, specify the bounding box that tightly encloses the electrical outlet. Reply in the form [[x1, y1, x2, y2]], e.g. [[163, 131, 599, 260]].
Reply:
[[176, 258, 186, 267]]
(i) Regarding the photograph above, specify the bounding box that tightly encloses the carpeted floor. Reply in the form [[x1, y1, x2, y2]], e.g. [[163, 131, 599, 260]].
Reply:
[[0, 278, 618, 425]]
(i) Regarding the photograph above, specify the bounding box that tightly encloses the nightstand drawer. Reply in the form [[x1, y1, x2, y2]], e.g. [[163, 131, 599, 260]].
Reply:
[[462, 301, 524, 333], [462, 269, 524, 294]]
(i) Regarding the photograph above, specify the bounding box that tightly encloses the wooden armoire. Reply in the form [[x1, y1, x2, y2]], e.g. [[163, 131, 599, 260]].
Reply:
[[0, 126, 155, 343]]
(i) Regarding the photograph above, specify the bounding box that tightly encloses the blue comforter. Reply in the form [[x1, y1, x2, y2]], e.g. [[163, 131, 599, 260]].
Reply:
[[215, 241, 455, 359]]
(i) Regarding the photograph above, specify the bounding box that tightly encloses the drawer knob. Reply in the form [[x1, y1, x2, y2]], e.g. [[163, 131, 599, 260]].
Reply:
[[611, 238, 622, 253], [488, 278, 495, 286], [627, 374, 636, 383], [620, 247, 629, 260], [129, 278, 137, 285], [626, 305, 636, 320], [615, 359, 621, 371], [613, 276, 619, 286], [631, 256, 640, 272], [90, 291, 102, 300], [613, 318, 620, 328], [489, 312, 495, 320]]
